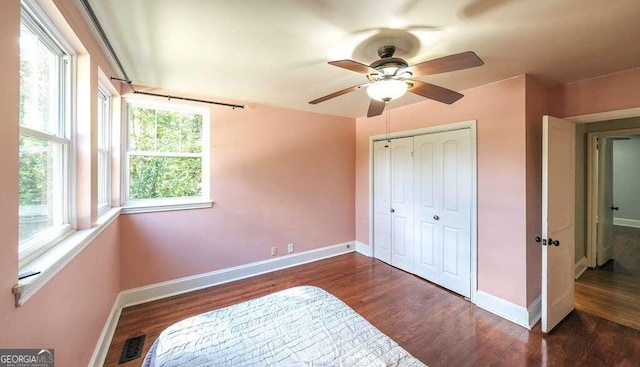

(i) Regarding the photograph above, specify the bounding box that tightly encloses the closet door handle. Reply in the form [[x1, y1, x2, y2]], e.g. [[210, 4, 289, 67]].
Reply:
[[433, 215, 439, 220], [390, 208, 395, 213]]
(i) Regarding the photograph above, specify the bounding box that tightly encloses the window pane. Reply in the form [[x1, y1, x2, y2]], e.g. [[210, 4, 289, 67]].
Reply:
[[182, 113, 203, 154], [128, 105, 157, 151], [97, 89, 110, 211], [128, 105, 203, 153], [129, 156, 202, 199], [98, 150, 108, 208], [19, 22, 61, 135], [98, 91, 108, 149], [19, 135, 64, 243], [157, 110, 182, 152]]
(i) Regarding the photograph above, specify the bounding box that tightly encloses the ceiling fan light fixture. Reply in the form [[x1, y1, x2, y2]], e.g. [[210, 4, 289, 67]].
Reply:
[[367, 79, 408, 102]]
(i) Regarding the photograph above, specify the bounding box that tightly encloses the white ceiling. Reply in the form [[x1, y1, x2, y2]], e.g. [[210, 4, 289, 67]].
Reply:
[[88, 0, 640, 118]]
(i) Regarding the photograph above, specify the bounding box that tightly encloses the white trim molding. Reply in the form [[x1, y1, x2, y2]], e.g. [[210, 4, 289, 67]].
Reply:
[[575, 257, 588, 279], [613, 217, 640, 229], [355, 241, 372, 257], [122, 200, 213, 214], [474, 290, 540, 329], [527, 296, 542, 329], [89, 294, 123, 367], [567, 107, 640, 124], [119, 241, 355, 307]]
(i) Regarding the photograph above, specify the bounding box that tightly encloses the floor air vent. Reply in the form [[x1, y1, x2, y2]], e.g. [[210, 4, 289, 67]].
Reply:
[[119, 335, 145, 364]]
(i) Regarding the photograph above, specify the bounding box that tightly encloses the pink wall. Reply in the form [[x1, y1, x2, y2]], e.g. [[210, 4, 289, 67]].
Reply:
[[556, 68, 640, 118], [0, 223, 120, 366], [524, 76, 548, 305], [355, 76, 531, 306], [119, 102, 355, 289], [0, 1, 121, 366]]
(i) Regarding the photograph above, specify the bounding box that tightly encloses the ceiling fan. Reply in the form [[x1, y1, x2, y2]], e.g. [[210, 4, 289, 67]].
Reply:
[[309, 45, 484, 117]]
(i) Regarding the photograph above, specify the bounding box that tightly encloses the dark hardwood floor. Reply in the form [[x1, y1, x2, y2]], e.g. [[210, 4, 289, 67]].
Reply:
[[575, 267, 640, 330], [105, 253, 640, 366]]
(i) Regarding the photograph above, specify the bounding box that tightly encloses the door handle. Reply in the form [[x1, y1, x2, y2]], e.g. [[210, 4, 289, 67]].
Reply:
[[390, 208, 395, 213], [535, 236, 559, 246], [611, 206, 619, 211], [433, 215, 440, 220]]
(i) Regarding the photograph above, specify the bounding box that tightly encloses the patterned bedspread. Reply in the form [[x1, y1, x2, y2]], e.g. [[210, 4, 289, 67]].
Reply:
[[142, 286, 426, 366]]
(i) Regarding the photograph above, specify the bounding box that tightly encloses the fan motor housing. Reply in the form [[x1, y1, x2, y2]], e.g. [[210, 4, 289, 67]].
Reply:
[[369, 57, 409, 71]]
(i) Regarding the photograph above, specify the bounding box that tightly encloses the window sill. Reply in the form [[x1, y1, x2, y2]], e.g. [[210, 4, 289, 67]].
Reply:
[[122, 200, 213, 214], [12, 207, 121, 307]]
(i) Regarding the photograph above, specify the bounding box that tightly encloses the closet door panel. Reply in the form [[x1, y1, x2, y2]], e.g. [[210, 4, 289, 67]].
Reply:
[[373, 140, 391, 264], [438, 130, 472, 298], [390, 137, 414, 273], [442, 226, 460, 275], [413, 135, 442, 281]]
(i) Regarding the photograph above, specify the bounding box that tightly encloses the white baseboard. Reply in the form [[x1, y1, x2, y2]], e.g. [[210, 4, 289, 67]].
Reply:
[[613, 217, 640, 229], [91, 241, 355, 365], [119, 241, 355, 307], [355, 241, 372, 257], [575, 256, 588, 279], [89, 293, 123, 367], [527, 296, 542, 328], [474, 290, 539, 329]]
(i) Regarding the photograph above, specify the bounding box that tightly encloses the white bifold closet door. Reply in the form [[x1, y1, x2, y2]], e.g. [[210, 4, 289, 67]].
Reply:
[[373, 129, 472, 298], [413, 130, 471, 297], [373, 137, 414, 273]]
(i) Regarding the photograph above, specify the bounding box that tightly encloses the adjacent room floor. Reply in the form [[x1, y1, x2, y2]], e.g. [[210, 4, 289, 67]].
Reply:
[[575, 224, 640, 331], [575, 268, 640, 330], [106, 253, 640, 367], [603, 225, 640, 276]]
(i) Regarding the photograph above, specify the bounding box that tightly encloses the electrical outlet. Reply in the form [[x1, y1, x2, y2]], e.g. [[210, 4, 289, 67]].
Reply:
[[287, 243, 294, 254], [271, 247, 277, 256]]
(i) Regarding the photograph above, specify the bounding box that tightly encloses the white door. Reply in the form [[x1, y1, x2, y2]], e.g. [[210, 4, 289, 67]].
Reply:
[[390, 137, 415, 273], [542, 116, 576, 333], [373, 140, 391, 264], [596, 137, 614, 266], [414, 130, 472, 297]]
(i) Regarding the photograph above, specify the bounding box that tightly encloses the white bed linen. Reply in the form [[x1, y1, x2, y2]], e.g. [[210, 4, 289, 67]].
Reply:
[[142, 286, 426, 366]]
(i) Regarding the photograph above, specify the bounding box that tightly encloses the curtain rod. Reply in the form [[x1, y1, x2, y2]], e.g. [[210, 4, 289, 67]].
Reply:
[[110, 77, 245, 109], [79, 0, 245, 109]]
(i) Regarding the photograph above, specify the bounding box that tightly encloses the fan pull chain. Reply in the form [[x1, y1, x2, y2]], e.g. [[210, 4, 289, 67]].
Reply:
[[384, 109, 391, 148]]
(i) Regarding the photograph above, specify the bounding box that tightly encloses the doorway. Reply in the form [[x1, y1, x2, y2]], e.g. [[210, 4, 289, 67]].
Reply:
[[575, 122, 640, 330]]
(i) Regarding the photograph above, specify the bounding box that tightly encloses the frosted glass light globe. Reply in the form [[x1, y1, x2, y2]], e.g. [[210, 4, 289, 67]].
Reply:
[[367, 79, 408, 102]]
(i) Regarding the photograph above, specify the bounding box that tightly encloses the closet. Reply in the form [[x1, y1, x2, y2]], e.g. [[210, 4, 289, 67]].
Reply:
[[373, 128, 472, 297]]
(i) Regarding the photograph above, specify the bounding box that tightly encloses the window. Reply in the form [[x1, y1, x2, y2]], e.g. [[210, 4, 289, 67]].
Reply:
[[18, 5, 73, 262], [124, 101, 210, 209], [97, 87, 111, 213]]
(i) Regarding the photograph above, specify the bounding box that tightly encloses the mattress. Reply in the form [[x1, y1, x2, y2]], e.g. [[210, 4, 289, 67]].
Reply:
[[142, 285, 426, 366]]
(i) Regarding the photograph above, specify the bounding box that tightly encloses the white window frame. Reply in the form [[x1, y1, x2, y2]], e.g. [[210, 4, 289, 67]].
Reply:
[[122, 100, 211, 213], [18, 2, 76, 267], [97, 86, 111, 214]]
